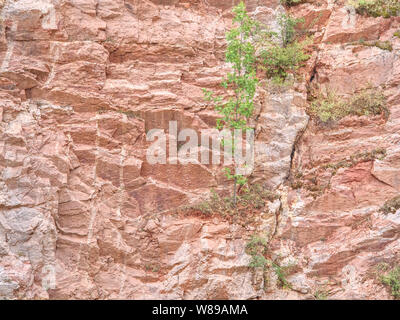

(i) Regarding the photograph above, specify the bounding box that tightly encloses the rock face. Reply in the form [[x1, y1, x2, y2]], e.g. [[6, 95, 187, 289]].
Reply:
[[0, 0, 399, 299]]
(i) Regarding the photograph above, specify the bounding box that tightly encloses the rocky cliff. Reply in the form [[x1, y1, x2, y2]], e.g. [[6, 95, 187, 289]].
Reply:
[[0, 0, 399, 300]]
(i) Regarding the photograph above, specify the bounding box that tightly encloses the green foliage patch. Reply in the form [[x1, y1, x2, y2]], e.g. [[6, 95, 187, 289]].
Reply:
[[308, 87, 388, 123], [349, 0, 400, 18], [260, 14, 310, 84], [203, 2, 260, 206], [246, 235, 269, 269], [357, 39, 393, 51], [272, 262, 292, 289], [202, 3, 310, 208], [184, 184, 279, 218], [381, 195, 400, 214], [377, 263, 400, 298], [245, 235, 292, 289], [314, 290, 329, 300]]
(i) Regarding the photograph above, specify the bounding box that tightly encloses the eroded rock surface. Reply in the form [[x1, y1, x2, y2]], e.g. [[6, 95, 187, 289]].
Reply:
[[0, 0, 399, 299]]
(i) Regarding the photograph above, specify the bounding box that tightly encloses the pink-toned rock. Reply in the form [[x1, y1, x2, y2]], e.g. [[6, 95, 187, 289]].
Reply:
[[0, 0, 399, 301]]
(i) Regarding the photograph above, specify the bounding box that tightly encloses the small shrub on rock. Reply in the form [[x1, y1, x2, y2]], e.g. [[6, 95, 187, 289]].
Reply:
[[349, 0, 400, 18], [381, 196, 400, 214], [357, 39, 393, 51], [246, 235, 269, 269], [182, 184, 279, 218], [259, 14, 310, 84], [378, 264, 400, 298], [308, 87, 388, 123]]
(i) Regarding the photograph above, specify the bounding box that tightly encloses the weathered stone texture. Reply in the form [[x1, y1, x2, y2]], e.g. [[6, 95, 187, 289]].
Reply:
[[0, 0, 399, 299]]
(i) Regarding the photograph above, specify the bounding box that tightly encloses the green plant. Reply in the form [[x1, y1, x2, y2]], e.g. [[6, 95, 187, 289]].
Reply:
[[272, 262, 292, 289], [372, 40, 393, 51], [381, 196, 400, 214], [309, 90, 342, 123], [260, 14, 310, 84], [280, 0, 305, 6], [246, 235, 269, 269], [184, 184, 279, 218], [379, 265, 400, 298], [349, 0, 400, 18], [278, 13, 304, 47], [357, 39, 393, 51], [394, 30, 400, 38], [347, 88, 388, 117], [203, 2, 260, 206], [314, 289, 329, 300], [246, 235, 294, 290], [308, 87, 388, 123]]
